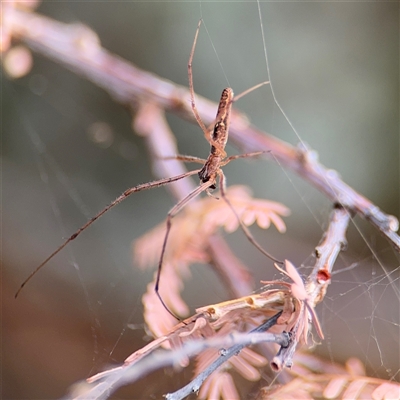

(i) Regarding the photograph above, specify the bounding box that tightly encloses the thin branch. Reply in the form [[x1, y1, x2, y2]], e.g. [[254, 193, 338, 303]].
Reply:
[[268, 206, 351, 351], [7, 8, 399, 252], [306, 204, 352, 307], [270, 331, 297, 371], [165, 311, 286, 400], [68, 315, 288, 400]]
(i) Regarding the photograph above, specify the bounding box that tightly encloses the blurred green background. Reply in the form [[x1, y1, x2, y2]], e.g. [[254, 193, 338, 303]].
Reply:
[[3, 2, 399, 399]]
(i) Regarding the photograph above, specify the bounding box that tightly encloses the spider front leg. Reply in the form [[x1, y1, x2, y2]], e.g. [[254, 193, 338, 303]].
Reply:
[[15, 170, 200, 298], [222, 150, 270, 165], [187, 20, 230, 157], [162, 155, 207, 164]]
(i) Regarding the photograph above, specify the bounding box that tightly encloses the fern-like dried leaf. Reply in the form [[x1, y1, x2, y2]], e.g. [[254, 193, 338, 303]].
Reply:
[[134, 185, 290, 336], [134, 185, 289, 270], [85, 270, 326, 400], [259, 353, 400, 400], [199, 371, 240, 400], [257, 374, 400, 400]]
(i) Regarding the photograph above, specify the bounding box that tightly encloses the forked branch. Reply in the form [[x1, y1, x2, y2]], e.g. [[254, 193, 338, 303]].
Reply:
[[71, 312, 288, 400], [306, 204, 353, 307], [165, 311, 286, 400]]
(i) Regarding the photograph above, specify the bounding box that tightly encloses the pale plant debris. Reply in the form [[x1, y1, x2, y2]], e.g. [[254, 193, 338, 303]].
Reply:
[[290, 352, 350, 377], [83, 261, 323, 399], [149, 206, 352, 398], [81, 287, 291, 383], [257, 370, 400, 400], [164, 311, 288, 400], [194, 327, 268, 381], [258, 353, 400, 399], [73, 330, 288, 400], [134, 185, 289, 335], [273, 260, 324, 341], [195, 339, 268, 399], [80, 312, 287, 400], [198, 371, 239, 400], [134, 185, 289, 270]]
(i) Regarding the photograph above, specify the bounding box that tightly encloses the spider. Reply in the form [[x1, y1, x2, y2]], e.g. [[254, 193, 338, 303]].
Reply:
[[16, 20, 282, 318]]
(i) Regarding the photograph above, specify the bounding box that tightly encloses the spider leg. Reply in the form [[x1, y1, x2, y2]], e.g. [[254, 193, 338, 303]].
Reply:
[[222, 151, 270, 166], [232, 81, 270, 103], [188, 19, 208, 138], [162, 155, 207, 164], [188, 20, 227, 155], [217, 170, 283, 264], [155, 179, 215, 319], [15, 170, 199, 298]]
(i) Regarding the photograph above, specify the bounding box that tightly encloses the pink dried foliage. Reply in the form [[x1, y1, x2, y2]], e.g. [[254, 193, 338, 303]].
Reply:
[[260, 353, 400, 400], [199, 371, 240, 400], [194, 323, 268, 384], [134, 185, 289, 336], [84, 262, 397, 400], [86, 287, 294, 394], [274, 260, 324, 341], [258, 374, 400, 400]]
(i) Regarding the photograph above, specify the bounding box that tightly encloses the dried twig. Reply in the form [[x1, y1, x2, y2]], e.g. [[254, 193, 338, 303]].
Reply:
[[265, 206, 352, 373], [165, 311, 286, 400], [69, 313, 288, 400], [306, 204, 352, 307]]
